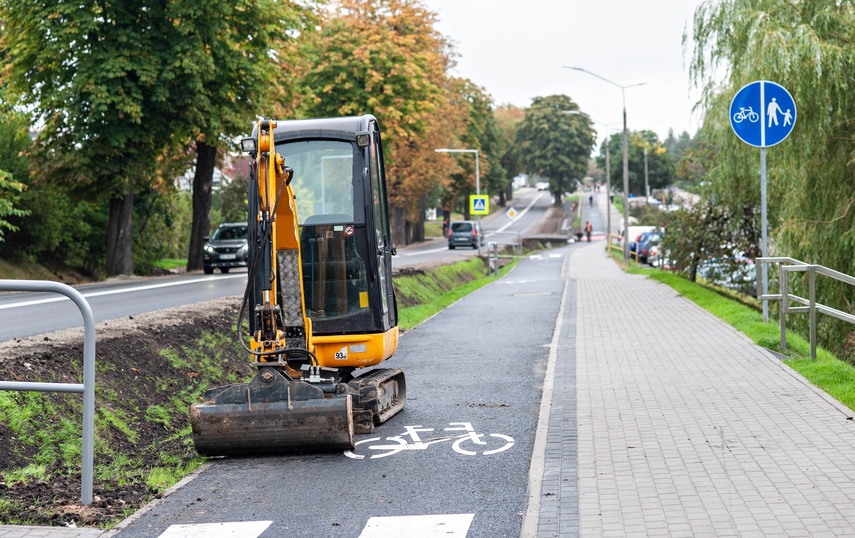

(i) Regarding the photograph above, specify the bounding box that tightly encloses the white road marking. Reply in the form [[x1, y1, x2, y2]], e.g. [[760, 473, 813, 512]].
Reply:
[[400, 246, 452, 256], [359, 514, 474, 538], [400, 192, 546, 257], [158, 521, 271, 538], [0, 274, 246, 310], [495, 192, 546, 233]]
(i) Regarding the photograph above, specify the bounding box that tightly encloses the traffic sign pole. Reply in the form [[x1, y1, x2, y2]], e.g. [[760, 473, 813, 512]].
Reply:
[[730, 80, 796, 323], [761, 148, 768, 322]]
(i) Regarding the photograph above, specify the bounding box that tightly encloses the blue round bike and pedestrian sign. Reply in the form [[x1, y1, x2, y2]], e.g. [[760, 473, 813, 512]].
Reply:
[[730, 80, 796, 148]]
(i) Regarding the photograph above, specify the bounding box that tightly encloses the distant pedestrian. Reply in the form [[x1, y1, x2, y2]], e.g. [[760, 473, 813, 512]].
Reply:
[[585, 221, 592, 242], [589, 195, 593, 207]]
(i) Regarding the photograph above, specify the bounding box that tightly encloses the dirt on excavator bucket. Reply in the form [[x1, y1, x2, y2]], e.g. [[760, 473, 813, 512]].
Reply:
[[190, 367, 354, 456]]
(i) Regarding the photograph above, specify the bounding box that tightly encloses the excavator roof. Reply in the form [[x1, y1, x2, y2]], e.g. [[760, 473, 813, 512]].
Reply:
[[257, 115, 377, 142]]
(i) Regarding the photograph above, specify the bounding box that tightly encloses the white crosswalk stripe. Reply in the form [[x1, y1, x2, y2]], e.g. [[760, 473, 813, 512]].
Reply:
[[358, 514, 474, 537], [157, 521, 272, 538]]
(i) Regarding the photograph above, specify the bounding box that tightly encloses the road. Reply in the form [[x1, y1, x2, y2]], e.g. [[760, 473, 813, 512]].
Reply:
[[393, 188, 554, 269], [0, 188, 557, 342], [111, 243, 576, 538], [0, 273, 249, 342]]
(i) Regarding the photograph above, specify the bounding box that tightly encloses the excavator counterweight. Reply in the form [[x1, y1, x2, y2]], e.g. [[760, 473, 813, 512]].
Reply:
[[190, 116, 404, 455]]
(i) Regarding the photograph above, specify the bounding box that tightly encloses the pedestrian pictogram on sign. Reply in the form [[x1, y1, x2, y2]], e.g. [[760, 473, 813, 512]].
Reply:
[[730, 80, 796, 148], [470, 195, 489, 215]]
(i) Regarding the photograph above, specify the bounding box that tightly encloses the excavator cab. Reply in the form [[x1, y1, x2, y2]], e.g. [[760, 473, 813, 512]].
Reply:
[[190, 116, 405, 456], [251, 116, 397, 350]]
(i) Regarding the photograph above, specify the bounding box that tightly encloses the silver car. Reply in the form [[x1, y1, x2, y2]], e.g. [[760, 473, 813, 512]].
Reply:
[[447, 220, 483, 249]]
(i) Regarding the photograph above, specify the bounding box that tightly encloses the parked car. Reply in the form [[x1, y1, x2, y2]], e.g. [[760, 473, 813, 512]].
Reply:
[[203, 222, 249, 274], [638, 232, 663, 264], [647, 242, 667, 268], [535, 181, 549, 191], [697, 255, 757, 296], [630, 230, 657, 261], [448, 220, 483, 249]]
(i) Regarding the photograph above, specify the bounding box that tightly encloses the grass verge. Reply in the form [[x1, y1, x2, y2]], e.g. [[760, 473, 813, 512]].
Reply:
[[394, 257, 521, 330], [628, 261, 855, 413]]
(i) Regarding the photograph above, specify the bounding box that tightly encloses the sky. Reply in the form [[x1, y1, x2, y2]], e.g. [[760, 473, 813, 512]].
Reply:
[[420, 0, 708, 145]]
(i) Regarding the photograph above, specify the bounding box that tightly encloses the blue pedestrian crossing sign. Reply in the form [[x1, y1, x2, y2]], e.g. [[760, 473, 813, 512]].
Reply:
[[470, 195, 489, 215], [730, 80, 796, 148]]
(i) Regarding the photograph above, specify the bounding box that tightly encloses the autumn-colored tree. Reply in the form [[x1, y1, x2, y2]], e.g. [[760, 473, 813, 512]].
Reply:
[[436, 78, 508, 220], [299, 0, 451, 245], [516, 95, 595, 206]]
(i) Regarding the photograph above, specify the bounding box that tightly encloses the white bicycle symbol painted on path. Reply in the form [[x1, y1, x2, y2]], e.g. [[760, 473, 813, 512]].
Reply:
[[344, 422, 515, 460]]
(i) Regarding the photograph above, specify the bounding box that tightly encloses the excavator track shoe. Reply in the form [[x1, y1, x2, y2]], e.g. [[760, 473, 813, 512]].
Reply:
[[190, 367, 354, 456], [348, 368, 406, 434]]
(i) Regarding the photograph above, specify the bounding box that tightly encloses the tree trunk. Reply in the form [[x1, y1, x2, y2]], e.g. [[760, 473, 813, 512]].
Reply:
[[410, 197, 426, 243], [187, 141, 217, 271], [106, 191, 134, 276], [506, 181, 514, 203], [390, 203, 406, 246]]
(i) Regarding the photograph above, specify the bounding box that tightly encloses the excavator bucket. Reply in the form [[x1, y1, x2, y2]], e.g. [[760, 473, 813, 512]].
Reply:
[[190, 367, 354, 456]]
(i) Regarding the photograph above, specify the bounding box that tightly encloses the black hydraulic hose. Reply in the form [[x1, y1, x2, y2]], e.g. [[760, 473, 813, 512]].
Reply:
[[235, 157, 316, 366]]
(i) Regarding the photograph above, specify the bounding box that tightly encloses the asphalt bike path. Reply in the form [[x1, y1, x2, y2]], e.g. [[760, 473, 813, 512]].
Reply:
[[106, 245, 577, 538]]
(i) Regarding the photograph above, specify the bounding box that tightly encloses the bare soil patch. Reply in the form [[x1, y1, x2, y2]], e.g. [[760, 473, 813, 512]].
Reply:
[[0, 298, 249, 527]]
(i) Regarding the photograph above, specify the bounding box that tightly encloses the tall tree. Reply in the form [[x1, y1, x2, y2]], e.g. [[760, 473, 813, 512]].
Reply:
[[1, 1, 199, 274], [597, 130, 676, 196], [179, 2, 315, 272], [690, 0, 855, 358], [516, 95, 595, 206], [299, 0, 451, 245], [439, 79, 505, 220], [494, 104, 525, 203]]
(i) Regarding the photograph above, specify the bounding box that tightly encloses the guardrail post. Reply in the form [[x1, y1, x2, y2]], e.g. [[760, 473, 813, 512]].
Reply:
[[809, 266, 817, 360], [780, 264, 788, 353], [0, 280, 95, 505]]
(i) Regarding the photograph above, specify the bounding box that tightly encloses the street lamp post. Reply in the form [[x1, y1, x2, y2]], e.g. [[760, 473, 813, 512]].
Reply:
[[563, 110, 620, 238], [643, 147, 649, 203], [563, 66, 646, 260], [435, 148, 481, 252]]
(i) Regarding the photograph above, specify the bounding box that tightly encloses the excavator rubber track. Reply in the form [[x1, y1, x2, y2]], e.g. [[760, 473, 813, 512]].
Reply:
[[348, 368, 406, 434], [190, 367, 354, 456]]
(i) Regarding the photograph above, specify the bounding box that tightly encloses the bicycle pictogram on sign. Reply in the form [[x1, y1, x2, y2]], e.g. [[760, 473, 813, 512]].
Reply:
[[732, 106, 759, 124], [343, 422, 514, 460]]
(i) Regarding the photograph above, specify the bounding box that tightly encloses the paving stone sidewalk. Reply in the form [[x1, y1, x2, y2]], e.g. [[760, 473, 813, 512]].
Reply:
[[570, 241, 855, 536]]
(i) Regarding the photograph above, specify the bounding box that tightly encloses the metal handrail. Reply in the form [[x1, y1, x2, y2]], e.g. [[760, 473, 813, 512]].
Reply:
[[607, 233, 623, 256], [484, 231, 522, 256], [757, 257, 855, 359], [0, 280, 95, 505]]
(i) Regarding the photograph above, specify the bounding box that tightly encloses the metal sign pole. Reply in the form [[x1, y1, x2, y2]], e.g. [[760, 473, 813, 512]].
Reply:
[[730, 80, 796, 324], [761, 147, 769, 322]]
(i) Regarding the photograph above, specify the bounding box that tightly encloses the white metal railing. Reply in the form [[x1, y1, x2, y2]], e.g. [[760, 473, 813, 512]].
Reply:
[[757, 257, 855, 359], [0, 280, 96, 504], [484, 231, 522, 256]]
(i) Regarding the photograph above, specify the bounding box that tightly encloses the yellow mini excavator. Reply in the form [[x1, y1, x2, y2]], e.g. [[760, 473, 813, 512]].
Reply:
[[190, 116, 405, 456]]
